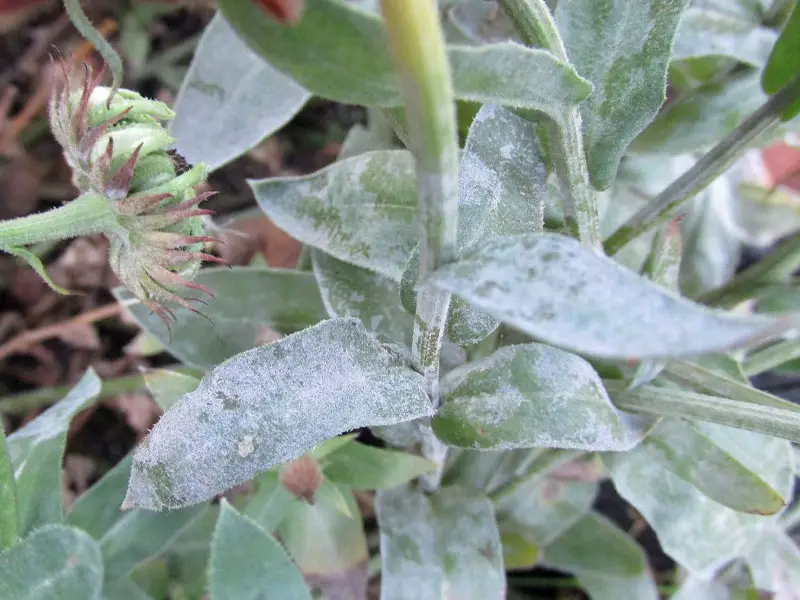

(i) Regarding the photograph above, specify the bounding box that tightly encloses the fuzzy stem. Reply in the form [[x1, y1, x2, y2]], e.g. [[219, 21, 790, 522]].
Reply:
[[604, 72, 800, 256], [63, 0, 124, 102], [380, 0, 460, 491], [500, 0, 602, 249], [0, 193, 115, 249], [0, 427, 18, 552]]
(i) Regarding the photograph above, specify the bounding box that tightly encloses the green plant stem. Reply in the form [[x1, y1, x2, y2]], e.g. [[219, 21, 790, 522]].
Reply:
[[380, 0, 460, 491], [604, 72, 800, 256], [0, 366, 198, 416], [698, 230, 800, 307], [489, 449, 584, 502], [0, 427, 19, 551], [606, 381, 800, 444], [63, 0, 124, 102], [0, 193, 115, 248], [500, 0, 601, 249], [743, 339, 800, 377]]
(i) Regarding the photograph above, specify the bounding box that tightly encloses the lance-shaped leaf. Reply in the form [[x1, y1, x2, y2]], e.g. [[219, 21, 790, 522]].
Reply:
[[321, 441, 436, 490], [554, 0, 690, 190], [0, 525, 104, 600], [116, 267, 327, 369], [68, 454, 134, 539], [762, 2, 800, 120], [376, 485, 505, 600], [278, 480, 368, 600], [218, 0, 591, 114], [6, 369, 101, 535], [637, 419, 790, 514], [632, 71, 766, 155], [209, 501, 311, 600], [427, 233, 790, 360], [540, 512, 658, 600], [143, 369, 201, 412], [251, 151, 417, 281], [170, 14, 310, 172], [123, 318, 432, 510], [606, 429, 793, 574], [672, 7, 778, 67], [433, 344, 648, 451]]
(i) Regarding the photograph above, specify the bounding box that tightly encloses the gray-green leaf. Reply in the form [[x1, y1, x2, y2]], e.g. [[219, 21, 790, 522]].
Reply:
[[218, 0, 591, 114], [427, 233, 787, 359], [7, 370, 101, 535], [116, 267, 327, 369], [555, 0, 690, 189], [540, 512, 658, 600], [171, 14, 310, 172], [123, 318, 432, 509], [321, 441, 436, 489], [143, 369, 201, 412], [376, 485, 505, 600], [209, 501, 311, 600], [434, 343, 648, 450], [0, 526, 103, 600]]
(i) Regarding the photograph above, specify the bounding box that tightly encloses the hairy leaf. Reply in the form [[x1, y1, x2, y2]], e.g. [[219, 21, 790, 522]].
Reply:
[[218, 0, 591, 114], [6, 370, 101, 535], [322, 441, 436, 490], [554, 0, 689, 189], [0, 526, 103, 600], [607, 429, 793, 573], [171, 14, 310, 171], [210, 501, 311, 600], [143, 369, 201, 412], [123, 319, 432, 509], [116, 267, 327, 369], [376, 485, 505, 600], [746, 526, 800, 594], [434, 344, 647, 450], [427, 233, 787, 359], [632, 72, 766, 155], [68, 454, 134, 539], [672, 7, 778, 67], [251, 151, 417, 280], [540, 513, 657, 600]]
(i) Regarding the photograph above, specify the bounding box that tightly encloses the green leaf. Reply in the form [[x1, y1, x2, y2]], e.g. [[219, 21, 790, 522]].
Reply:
[[448, 0, 519, 43], [278, 481, 367, 599], [321, 441, 436, 489], [427, 233, 785, 360], [312, 250, 413, 347], [100, 504, 207, 582], [251, 151, 417, 281], [632, 72, 766, 155], [734, 182, 800, 248], [606, 430, 793, 573], [102, 578, 154, 600], [209, 501, 311, 600], [218, 1, 591, 114], [4, 246, 72, 295], [0, 525, 103, 600], [499, 531, 539, 570], [6, 370, 101, 535], [123, 318, 433, 510], [554, 0, 690, 189], [68, 454, 133, 539], [143, 369, 201, 412], [115, 266, 327, 369], [433, 344, 648, 450], [540, 513, 657, 600], [376, 485, 505, 600], [171, 14, 310, 172], [639, 419, 789, 514], [495, 476, 598, 549], [0, 431, 17, 552], [672, 7, 778, 67], [244, 470, 298, 532], [762, 1, 800, 120]]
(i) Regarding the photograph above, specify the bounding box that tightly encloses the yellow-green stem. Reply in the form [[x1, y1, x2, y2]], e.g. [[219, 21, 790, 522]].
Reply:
[[380, 0, 460, 491]]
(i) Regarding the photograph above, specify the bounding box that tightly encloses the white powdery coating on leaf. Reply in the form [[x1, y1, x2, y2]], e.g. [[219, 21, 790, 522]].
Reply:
[[555, 0, 689, 187], [251, 151, 418, 280], [429, 233, 784, 359], [436, 344, 640, 451], [124, 319, 432, 510]]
